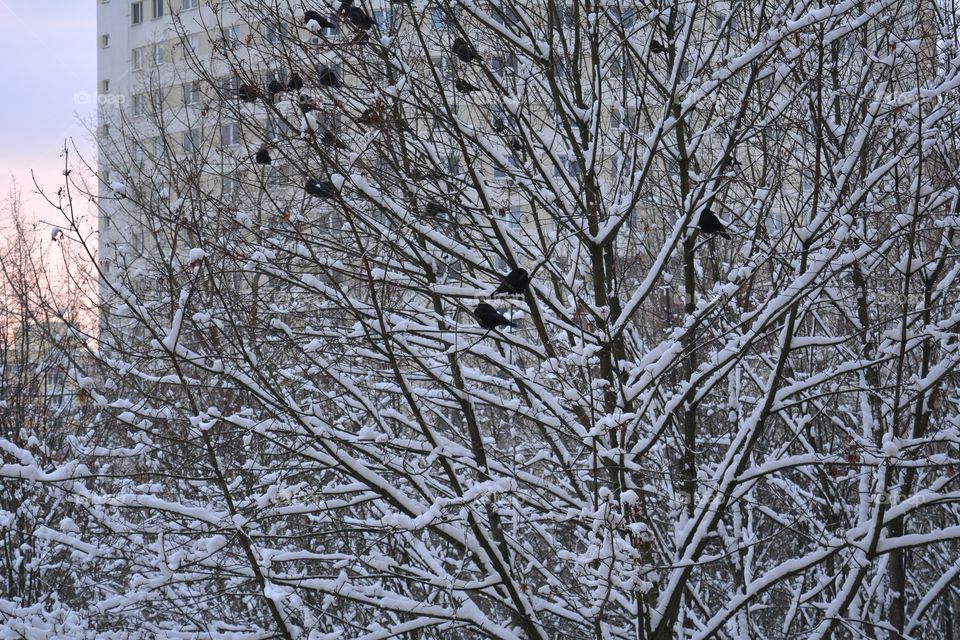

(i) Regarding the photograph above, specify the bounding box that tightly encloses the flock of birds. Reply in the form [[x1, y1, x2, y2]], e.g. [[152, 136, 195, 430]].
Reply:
[[234, 5, 730, 335]]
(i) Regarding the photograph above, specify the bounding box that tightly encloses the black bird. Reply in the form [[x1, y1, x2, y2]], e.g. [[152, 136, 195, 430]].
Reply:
[[305, 179, 336, 198], [697, 208, 730, 237], [318, 66, 340, 88], [320, 129, 348, 149], [304, 10, 336, 30], [346, 6, 375, 30], [474, 303, 515, 330], [238, 84, 259, 102], [494, 268, 530, 295], [255, 148, 271, 165], [267, 79, 284, 95], [425, 201, 447, 216], [452, 37, 480, 63], [288, 72, 304, 92], [455, 78, 481, 93], [510, 138, 524, 152], [650, 39, 668, 54]]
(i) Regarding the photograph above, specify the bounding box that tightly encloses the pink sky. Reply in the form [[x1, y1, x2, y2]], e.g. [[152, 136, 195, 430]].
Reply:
[[0, 0, 96, 226]]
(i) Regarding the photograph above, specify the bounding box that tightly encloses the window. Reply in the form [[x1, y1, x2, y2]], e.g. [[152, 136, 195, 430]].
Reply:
[[507, 205, 522, 228], [430, 7, 448, 29], [152, 43, 163, 66], [101, 34, 111, 48], [266, 22, 289, 44], [152, 0, 164, 18], [131, 47, 144, 70], [133, 142, 145, 162], [221, 122, 241, 146], [183, 80, 200, 105], [183, 33, 199, 58], [492, 53, 518, 77], [222, 175, 238, 197], [491, 3, 520, 27], [131, 93, 145, 116], [181, 0, 198, 9], [154, 138, 165, 159], [269, 117, 289, 141], [374, 9, 394, 31], [221, 26, 239, 50], [131, 1, 143, 24], [101, 79, 111, 93], [182, 129, 200, 153]]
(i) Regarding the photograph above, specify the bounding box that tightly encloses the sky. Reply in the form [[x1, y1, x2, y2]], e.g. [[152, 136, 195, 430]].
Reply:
[[0, 0, 97, 224]]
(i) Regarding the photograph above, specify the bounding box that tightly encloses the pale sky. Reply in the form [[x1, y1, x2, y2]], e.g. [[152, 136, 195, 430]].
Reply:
[[0, 0, 96, 221]]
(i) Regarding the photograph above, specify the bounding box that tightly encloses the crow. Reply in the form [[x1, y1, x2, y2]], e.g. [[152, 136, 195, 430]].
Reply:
[[288, 72, 304, 91], [650, 39, 668, 54], [318, 66, 340, 88], [455, 78, 481, 93], [474, 303, 515, 330], [697, 208, 730, 237], [320, 129, 348, 149], [305, 179, 336, 198], [267, 79, 285, 95], [304, 10, 336, 30], [255, 148, 271, 165], [453, 37, 480, 63], [238, 84, 259, 102], [358, 105, 384, 128], [494, 268, 530, 295], [425, 201, 448, 216], [346, 6, 375, 30]]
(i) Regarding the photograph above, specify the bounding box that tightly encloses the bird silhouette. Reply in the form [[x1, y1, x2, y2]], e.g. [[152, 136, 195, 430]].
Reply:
[[255, 148, 271, 165], [304, 10, 336, 30], [453, 37, 480, 63], [697, 208, 730, 237], [238, 84, 259, 102], [305, 179, 336, 198], [318, 66, 340, 88], [358, 105, 385, 128], [651, 40, 668, 54], [288, 72, 304, 91], [267, 79, 284, 95], [320, 129, 348, 149], [474, 303, 515, 330], [425, 201, 448, 216], [455, 78, 481, 93], [346, 6, 375, 30], [494, 268, 530, 295]]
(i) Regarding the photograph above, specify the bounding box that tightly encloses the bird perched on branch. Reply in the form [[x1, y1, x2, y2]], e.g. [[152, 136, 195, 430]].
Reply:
[[320, 129, 348, 149], [318, 66, 340, 88], [358, 104, 386, 128], [697, 208, 730, 238], [238, 84, 259, 103], [288, 72, 304, 92], [346, 6, 375, 30], [255, 148, 271, 165], [453, 37, 481, 63], [474, 303, 515, 330], [494, 268, 530, 295], [425, 201, 448, 216], [305, 179, 336, 198], [304, 10, 336, 31], [267, 79, 284, 96], [650, 39, 668, 54], [455, 78, 481, 93]]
